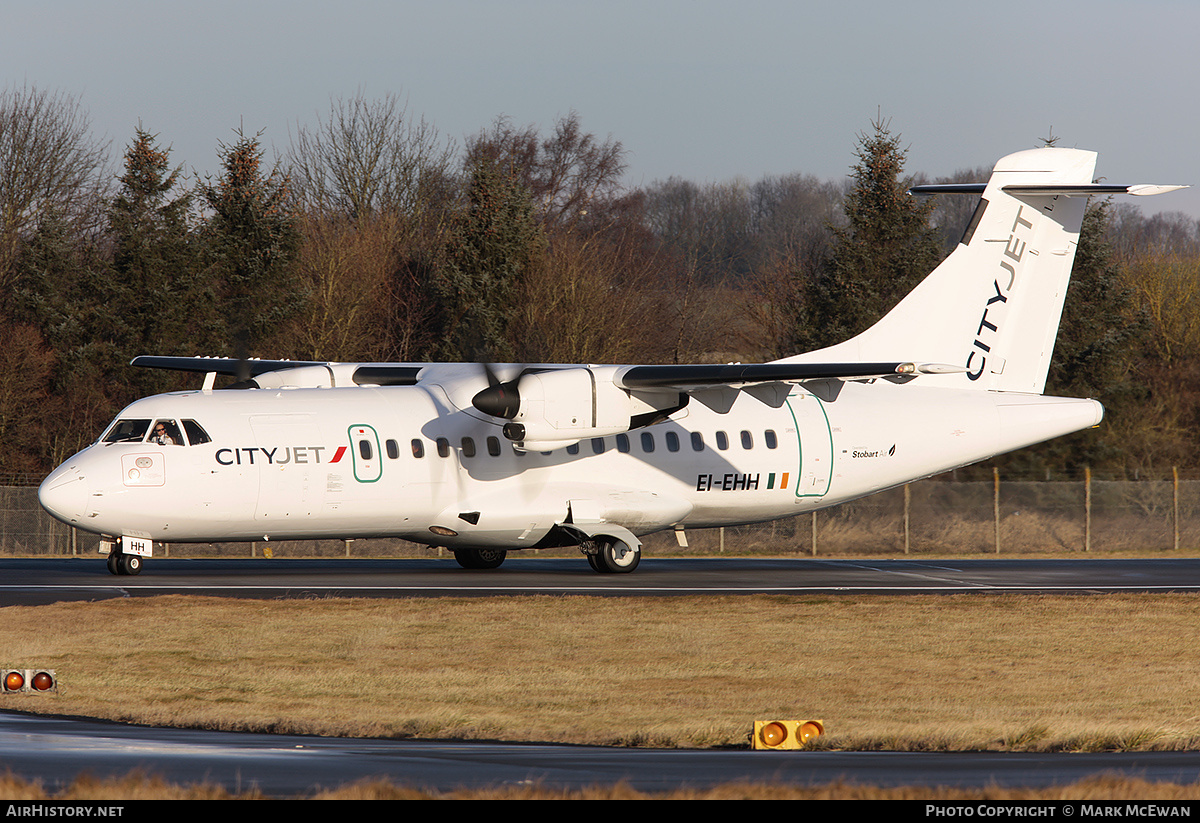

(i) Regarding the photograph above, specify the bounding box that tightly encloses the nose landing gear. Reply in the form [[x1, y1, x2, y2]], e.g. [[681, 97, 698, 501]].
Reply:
[[103, 538, 144, 576], [106, 551, 142, 575]]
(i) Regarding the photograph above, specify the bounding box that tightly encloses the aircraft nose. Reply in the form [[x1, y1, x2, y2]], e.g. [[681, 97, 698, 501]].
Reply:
[[38, 463, 90, 525]]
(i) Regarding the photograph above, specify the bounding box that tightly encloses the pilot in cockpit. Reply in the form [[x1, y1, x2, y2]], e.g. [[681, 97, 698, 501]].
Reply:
[[151, 420, 181, 446]]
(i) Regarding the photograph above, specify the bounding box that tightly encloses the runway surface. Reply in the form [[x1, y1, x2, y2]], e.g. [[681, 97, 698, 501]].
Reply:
[[4, 555, 1200, 795], [4, 555, 1200, 605], [3, 711, 1200, 795]]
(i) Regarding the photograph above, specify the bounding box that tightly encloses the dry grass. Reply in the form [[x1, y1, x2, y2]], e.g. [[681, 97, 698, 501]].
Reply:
[[3, 593, 1200, 752], [6, 771, 1200, 800]]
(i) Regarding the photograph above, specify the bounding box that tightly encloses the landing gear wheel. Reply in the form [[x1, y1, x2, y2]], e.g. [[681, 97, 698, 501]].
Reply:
[[118, 553, 142, 576], [106, 553, 120, 575], [586, 552, 604, 572], [594, 538, 640, 574], [453, 548, 507, 570]]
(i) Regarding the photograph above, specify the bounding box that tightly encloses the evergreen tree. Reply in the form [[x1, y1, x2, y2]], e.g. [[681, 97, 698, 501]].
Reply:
[[13, 212, 120, 463], [200, 130, 302, 356], [429, 159, 545, 361], [793, 120, 941, 351], [108, 129, 213, 393], [1020, 198, 1148, 475]]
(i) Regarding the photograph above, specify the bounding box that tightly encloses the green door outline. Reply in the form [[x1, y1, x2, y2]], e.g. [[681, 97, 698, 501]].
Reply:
[[348, 424, 382, 483], [785, 393, 833, 498]]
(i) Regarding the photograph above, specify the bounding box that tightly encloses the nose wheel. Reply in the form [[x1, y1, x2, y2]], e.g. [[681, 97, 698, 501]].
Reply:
[[106, 552, 142, 576]]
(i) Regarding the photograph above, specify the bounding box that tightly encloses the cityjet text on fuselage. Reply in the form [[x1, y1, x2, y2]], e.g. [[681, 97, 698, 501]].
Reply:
[[214, 446, 347, 466]]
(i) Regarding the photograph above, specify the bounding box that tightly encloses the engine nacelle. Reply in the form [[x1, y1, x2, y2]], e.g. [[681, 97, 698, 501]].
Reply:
[[505, 368, 634, 448], [248, 365, 335, 389]]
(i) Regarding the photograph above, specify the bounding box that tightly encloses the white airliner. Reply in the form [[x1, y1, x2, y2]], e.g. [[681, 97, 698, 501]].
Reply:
[[38, 147, 1185, 575]]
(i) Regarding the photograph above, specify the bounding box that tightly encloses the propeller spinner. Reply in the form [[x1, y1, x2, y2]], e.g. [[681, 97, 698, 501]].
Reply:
[[471, 365, 522, 419]]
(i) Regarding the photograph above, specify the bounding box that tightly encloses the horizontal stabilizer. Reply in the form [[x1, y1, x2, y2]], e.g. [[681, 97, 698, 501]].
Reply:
[[910, 183, 1187, 197]]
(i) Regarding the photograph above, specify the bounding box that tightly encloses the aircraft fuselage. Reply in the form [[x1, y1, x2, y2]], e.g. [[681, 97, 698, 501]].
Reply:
[[39, 377, 1102, 549]]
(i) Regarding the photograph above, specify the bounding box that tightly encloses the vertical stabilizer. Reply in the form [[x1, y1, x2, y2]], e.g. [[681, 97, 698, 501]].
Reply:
[[783, 147, 1098, 394]]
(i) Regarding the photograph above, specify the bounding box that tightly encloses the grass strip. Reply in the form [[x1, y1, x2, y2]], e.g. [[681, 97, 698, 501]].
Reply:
[[3, 593, 1199, 751]]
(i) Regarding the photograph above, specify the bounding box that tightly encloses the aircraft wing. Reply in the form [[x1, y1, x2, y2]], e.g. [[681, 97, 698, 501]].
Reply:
[[131, 356, 326, 377], [615, 361, 961, 389], [131, 356, 425, 387]]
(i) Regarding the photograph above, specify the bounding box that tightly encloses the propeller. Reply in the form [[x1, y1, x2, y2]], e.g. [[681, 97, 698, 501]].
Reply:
[[471, 364, 523, 419]]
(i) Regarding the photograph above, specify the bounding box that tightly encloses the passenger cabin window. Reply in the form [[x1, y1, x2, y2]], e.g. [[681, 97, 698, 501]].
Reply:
[[715, 431, 729, 450], [385, 439, 400, 459], [358, 439, 373, 460], [591, 438, 605, 454], [765, 430, 778, 449], [461, 437, 476, 458], [741, 430, 753, 450], [566, 443, 580, 455], [691, 432, 704, 451], [487, 436, 502, 457], [436, 437, 450, 458], [411, 439, 425, 458], [665, 431, 680, 452], [616, 434, 631, 453], [641, 432, 655, 453]]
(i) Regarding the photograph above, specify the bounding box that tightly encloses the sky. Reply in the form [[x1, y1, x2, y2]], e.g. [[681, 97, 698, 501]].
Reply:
[[4, 0, 1199, 218]]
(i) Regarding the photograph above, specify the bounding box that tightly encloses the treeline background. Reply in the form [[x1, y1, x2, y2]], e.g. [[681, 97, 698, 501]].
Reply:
[[3, 86, 1199, 479]]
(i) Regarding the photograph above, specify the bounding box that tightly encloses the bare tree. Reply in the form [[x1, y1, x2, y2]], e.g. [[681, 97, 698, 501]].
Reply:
[[749, 173, 843, 279], [282, 211, 438, 361], [643, 177, 756, 284], [512, 229, 660, 364], [0, 84, 109, 293], [287, 91, 457, 222], [922, 165, 991, 254], [466, 111, 627, 230]]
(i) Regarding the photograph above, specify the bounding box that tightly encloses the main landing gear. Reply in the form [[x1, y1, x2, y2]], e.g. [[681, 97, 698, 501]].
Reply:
[[453, 548, 508, 569], [585, 536, 641, 574]]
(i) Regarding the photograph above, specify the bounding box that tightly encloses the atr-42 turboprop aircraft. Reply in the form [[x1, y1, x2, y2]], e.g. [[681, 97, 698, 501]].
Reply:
[[39, 147, 1185, 575]]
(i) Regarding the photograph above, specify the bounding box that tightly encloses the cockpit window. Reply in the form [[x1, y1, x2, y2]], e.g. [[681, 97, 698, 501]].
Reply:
[[103, 419, 151, 443], [182, 419, 211, 445], [150, 419, 184, 446]]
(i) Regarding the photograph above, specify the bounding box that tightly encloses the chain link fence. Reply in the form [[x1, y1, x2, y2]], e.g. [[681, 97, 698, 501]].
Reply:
[[4, 475, 1199, 558]]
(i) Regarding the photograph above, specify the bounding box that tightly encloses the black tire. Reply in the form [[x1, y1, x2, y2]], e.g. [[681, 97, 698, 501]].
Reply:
[[594, 538, 640, 574], [586, 552, 604, 573], [106, 553, 120, 575], [119, 553, 142, 576], [453, 548, 507, 570]]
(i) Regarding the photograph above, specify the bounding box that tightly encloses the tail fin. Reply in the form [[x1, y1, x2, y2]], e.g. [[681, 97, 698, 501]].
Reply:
[[782, 147, 1180, 394]]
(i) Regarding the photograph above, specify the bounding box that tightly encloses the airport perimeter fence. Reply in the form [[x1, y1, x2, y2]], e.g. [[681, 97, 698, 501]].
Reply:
[[5, 470, 1200, 559]]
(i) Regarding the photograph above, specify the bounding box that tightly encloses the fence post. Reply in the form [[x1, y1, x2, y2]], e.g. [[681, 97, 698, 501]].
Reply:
[[1084, 466, 1092, 553], [903, 483, 911, 555], [993, 467, 1001, 554], [1173, 466, 1180, 551]]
